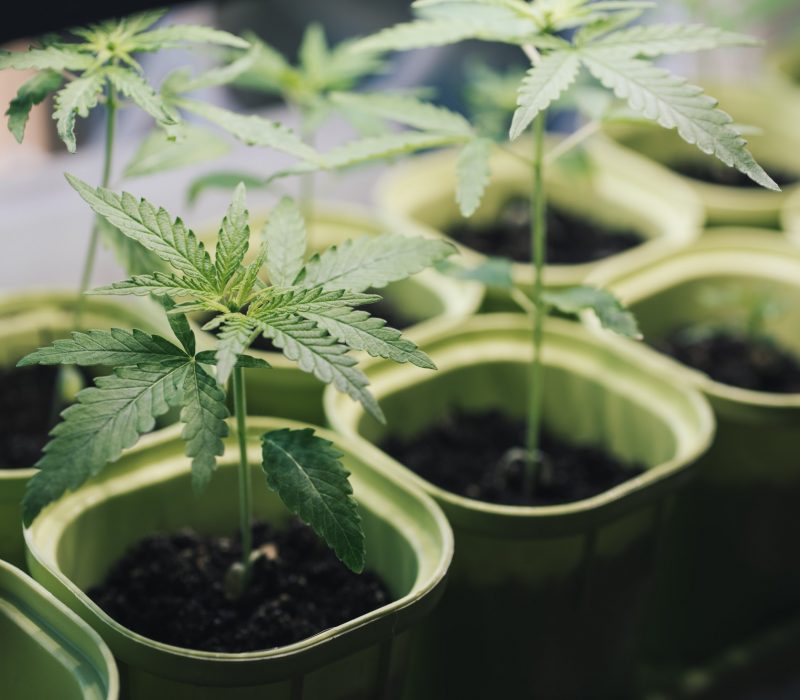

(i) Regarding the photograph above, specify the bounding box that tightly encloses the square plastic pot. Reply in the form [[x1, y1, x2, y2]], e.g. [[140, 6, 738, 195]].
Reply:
[[325, 314, 713, 698]]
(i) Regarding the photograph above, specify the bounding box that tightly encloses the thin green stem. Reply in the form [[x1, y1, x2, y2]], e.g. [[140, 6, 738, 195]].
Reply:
[[525, 111, 548, 497], [232, 366, 253, 571]]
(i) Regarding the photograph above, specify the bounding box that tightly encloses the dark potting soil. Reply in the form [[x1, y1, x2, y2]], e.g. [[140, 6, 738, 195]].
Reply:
[[446, 198, 645, 265], [655, 327, 800, 394], [88, 519, 391, 653], [380, 409, 645, 506], [0, 364, 78, 469], [669, 158, 797, 189]]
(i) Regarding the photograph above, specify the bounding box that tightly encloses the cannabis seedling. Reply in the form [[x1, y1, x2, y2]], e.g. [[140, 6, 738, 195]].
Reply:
[[357, 0, 779, 495], [19, 178, 453, 584]]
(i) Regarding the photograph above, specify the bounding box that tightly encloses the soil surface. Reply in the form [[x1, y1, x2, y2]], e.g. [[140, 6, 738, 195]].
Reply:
[[447, 198, 644, 265], [655, 327, 800, 393], [89, 519, 391, 653], [0, 365, 77, 469], [669, 159, 797, 189], [380, 409, 645, 506]]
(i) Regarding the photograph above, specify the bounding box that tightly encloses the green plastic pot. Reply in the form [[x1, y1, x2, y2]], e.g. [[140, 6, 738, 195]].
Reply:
[[24, 417, 453, 699], [324, 314, 714, 699], [0, 559, 118, 700], [195, 202, 483, 424], [0, 291, 166, 569], [587, 230, 800, 666], [375, 137, 702, 310], [780, 186, 800, 244], [605, 83, 800, 228]]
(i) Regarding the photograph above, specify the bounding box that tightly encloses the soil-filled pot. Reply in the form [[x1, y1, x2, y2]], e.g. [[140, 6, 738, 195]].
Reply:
[[195, 202, 482, 424], [0, 559, 119, 700], [605, 83, 800, 228], [0, 291, 165, 568], [324, 314, 714, 699], [587, 231, 800, 667], [376, 137, 702, 310], [24, 417, 453, 700]]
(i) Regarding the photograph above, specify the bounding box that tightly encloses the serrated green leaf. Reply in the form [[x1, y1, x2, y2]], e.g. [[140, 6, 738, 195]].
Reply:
[[133, 25, 250, 51], [216, 183, 251, 289], [579, 50, 779, 190], [543, 285, 641, 338], [0, 46, 94, 71], [232, 33, 294, 94], [89, 272, 216, 299], [232, 242, 268, 306], [6, 70, 63, 143], [437, 257, 514, 288], [249, 287, 379, 318], [195, 350, 270, 369], [187, 171, 266, 204], [22, 362, 190, 525], [301, 233, 455, 293], [456, 137, 492, 217], [53, 74, 105, 152], [263, 197, 307, 288], [66, 175, 219, 287], [181, 362, 229, 491], [299, 23, 329, 81], [157, 295, 197, 356], [170, 46, 261, 94], [17, 328, 187, 367], [96, 216, 169, 277], [125, 125, 230, 178], [510, 51, 581, 140], [106, 66, 177, 127], [261, 428, 364, 572], [319, 131, 467, 169], [586, 24, 759, 57], [215, 314, 258, 385]]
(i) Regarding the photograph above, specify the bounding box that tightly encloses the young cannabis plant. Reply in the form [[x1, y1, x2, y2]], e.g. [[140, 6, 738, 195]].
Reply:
[[356, 0, 779, 494], [19, 178, 453, 578]]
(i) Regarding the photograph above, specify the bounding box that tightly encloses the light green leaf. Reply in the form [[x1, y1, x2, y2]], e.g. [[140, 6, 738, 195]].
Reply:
[[319, 131, 467, 170], [133, 25, 250, 51], [53, 74, 105, 152], [105, 67, 177, 127], [125, 125, 230, 178], [181, 362, 229, 491], [158, 295, 197, 356], [232, 33, 294, 94], [263, 197, 307, 288], [231, 242, 267, 306], [261, 428, 364, 572], [587, 24, 759, 57], [187, 171, 266, 204], [249, 287, 379, 318], [301, 233, 455, 293], [580, 50, 779, 190], [96, 216, 169, 277], [6, 70, 63, 143], [510, 51, 581, 140], [542, 285, 641, 338], [215, 183, 251, 288], [436, 257, 514, 288], [456, 137, 492, 217], [195, 350, 270, 370], [88, 272, 216, 299], [170, 46, 261, 94], [299, 23, 329, 81], [0, 46, 94, 71], [215, 314, 258, 385], [22, 362, 190, 525]]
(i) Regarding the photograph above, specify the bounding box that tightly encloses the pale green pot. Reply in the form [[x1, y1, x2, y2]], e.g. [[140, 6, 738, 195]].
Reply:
[[605, 83, 800, 228], [780, 186, 800, 244], [0, 291, 165, 569], [0, 559, 119, 700], [324, 314, 713, 699], [24, 417, 453, 700], [587, 231, 800, 666], [375, 137, 702, 310], [195, 202, 483, 424]]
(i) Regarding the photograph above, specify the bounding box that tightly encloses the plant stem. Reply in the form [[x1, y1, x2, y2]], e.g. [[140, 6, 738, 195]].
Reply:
[[232, 365, 253, 571], [524, 111, 548, 497]]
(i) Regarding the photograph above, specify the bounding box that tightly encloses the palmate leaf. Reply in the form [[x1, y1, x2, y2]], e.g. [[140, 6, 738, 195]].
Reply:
[[181, 362, 229, 491], [586, 24, 759, 57], [579, 50, 779, 190], [169, 46, 261, 94], [215, 183, 250, 289], [301, 233, 455, 293], [263, 198, 307, 288], [215, 314, 258, 385], [22, 362, 190, 525], [456, 137, 492, 217], [0, 46, 94, 71], [509, 51, 582, 140], [262, 428, 364, 573], [89, 272, 217, 300], [6, 70, 63, 143], [233, 34, 294, 94], [161, 297, 196, 356], [66, 175, 219, 288], [105, 67, 177, 128], [132, 25, 249, 51], [124, 125, 230, 178], [250, 287, 379, 317], [53, 74, 105, 152], [542, 285, 641, 339], [317, 131, 467, 170]]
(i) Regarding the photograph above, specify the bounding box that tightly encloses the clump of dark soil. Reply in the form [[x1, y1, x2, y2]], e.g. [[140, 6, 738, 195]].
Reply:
[[380, 409, 645, 506], [446, 198, 644, 265], [88, 519, 391, 653]]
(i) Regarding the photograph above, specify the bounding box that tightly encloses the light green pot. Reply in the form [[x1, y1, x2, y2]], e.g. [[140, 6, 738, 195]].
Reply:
[[0, 291, 165, 568], [0, 559, 118, 700], [324, 314, 713, 699], [605, 83, 800, 228], [196, 202, 483, 424], [24, 417, 453, 700], [376, 137, 702, 310], [587, 230, 800, 666], [780, 186, 800, 244]]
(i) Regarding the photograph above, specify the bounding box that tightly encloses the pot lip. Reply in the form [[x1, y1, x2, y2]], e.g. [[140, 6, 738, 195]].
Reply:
[[24, 418, 454, 663], [586, 230, 800, 409], [325, 313, 715, 522], [781, 186, 800, 239], [0, 558, 120, 699]]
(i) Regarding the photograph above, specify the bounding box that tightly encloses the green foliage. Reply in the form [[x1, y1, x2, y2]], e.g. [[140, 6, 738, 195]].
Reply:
[[263, 198, 307, 288], [124, 125, 231, 178], [6, 71, 62, 143], [456, 137, 493, 217], [542, 286, 641, 339]]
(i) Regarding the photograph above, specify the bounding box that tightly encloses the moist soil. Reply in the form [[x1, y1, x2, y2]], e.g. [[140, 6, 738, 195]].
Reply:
[[380, 409, 645, 506], [0, 365, 78, 469], [669, 159, 797, 189], [655, 327, 800, 393], [88, 519, 391, 653], [447, 198, 644, 265]]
